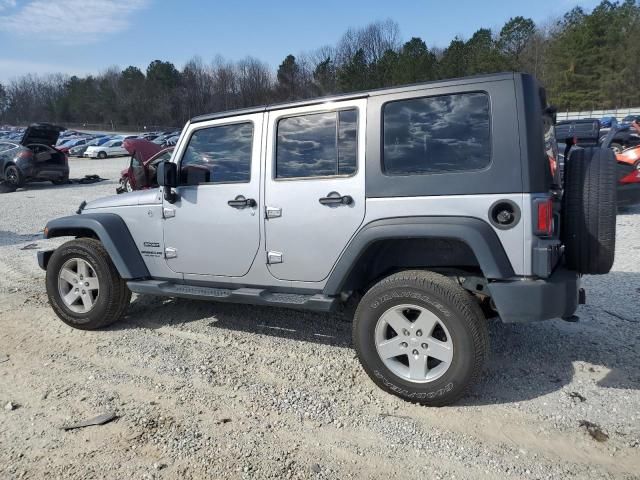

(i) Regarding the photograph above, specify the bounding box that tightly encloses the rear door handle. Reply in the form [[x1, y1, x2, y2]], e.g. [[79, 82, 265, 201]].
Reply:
[[319, 192, 353, 206], [228, 195, 257, 208]]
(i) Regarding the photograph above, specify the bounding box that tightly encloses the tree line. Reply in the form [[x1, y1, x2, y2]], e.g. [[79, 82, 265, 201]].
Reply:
[[1, 1, 639, 129]]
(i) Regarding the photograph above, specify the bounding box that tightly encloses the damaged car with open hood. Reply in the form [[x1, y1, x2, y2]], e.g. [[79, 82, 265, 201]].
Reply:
[[0, 123, 69, 189]]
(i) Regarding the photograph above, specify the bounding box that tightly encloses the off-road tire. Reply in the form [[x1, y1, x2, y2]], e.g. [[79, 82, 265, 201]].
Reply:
[[562, 147, 617, 274], [46, 238, 131, 330], [353, 270, 488, 406], [4, 164, 24, 188]]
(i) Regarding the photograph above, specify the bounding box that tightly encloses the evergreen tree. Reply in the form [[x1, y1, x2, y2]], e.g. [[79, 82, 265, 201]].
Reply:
[[337, 49, 369, 92], [276, 54, 301, 100], [394, 38, 437, 84], [439, 38, 469, 79], [313, 57, 337, 94]]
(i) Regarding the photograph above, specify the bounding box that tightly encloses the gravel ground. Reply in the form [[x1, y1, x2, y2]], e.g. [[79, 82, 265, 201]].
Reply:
[[0, 156, 639, 479]]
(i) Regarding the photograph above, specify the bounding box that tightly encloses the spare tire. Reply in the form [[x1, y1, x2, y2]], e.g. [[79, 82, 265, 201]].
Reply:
[[562, 147, 616, 274]]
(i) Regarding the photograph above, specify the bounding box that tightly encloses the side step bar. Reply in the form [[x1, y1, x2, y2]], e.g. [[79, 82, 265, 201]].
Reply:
[[127, 280, 337, 312]]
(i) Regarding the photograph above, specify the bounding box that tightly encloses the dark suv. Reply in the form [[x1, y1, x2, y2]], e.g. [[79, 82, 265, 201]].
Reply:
[[38, 73, 617, 406], [0, 123, 69, 189]]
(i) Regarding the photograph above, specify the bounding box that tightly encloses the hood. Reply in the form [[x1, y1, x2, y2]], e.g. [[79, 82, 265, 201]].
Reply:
[[83, 189, 161, 210], [21, 123, 66, 147], [123, 138, 162, 162]]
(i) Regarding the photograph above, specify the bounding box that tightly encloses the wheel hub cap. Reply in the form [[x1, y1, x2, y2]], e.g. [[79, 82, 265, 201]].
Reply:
[[57, 258, 100, 313], [374, 304, 454, 383]]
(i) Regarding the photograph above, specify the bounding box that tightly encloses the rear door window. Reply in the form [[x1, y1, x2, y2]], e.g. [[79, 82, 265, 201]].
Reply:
[[382, 92, 491, 175], [275, 109, 358, 179]]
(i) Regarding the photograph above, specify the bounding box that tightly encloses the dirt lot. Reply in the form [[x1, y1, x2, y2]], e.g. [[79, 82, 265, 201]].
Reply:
[[1, 156, 639, 479]]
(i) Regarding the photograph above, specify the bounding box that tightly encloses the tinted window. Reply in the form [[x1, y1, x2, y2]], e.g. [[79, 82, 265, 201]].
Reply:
[[383, 92, 491, 175], [180, 122, 253, 185], [276, 109, 357, 179]]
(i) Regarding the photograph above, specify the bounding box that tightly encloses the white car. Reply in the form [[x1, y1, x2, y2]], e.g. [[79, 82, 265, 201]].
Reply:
[[84, 139, 128, 159]]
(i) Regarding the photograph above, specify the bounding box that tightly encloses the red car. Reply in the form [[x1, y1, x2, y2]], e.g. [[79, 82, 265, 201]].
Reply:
[[616, 145, 640, 206], [117, 145, 174, 193]]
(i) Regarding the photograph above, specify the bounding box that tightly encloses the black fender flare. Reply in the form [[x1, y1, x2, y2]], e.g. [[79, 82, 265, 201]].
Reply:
[[43, 213, 150, 279], [322, 216, 515, 295]]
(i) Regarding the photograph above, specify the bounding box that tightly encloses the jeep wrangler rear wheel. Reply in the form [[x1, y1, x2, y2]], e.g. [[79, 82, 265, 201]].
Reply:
[[353, 270, 488, 406], [45, 238, 131, 330]]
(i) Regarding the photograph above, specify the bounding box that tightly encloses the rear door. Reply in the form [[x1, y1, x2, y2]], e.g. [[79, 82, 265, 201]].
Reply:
[[264, 99, 366, 282]]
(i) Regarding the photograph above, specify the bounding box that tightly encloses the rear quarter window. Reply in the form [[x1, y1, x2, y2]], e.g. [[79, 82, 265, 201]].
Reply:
[[382, 92, 491, 175]]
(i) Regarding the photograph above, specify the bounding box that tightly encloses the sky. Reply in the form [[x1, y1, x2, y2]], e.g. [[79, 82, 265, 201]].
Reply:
[[0, 0, 601, 82]]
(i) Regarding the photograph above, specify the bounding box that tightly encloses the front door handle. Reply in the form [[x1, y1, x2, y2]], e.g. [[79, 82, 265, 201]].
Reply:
[[319, 192, 353, 206], [228, 195, 257, 209]]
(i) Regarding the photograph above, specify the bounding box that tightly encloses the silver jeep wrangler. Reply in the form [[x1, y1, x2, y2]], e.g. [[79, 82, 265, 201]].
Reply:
[[39, 73, 617, 406]]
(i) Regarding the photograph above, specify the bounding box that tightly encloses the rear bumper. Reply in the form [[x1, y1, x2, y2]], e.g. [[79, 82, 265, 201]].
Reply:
[[617, 182, 640, 207], [16, 158, 37, 177], [488, 268, 579, 323]]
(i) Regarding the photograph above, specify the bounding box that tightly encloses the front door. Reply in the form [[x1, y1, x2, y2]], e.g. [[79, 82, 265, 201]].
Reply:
[[162, 114, 263, 277], [264, 100, 366, 282]]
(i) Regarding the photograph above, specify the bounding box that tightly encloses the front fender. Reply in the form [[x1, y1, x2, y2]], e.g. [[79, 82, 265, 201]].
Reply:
[[43, 213, 150, 279]]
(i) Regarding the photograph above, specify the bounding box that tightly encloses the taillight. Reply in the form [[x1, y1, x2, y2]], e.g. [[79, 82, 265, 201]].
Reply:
[[17, 150, 33, 160], [534, 198, 553, 236]]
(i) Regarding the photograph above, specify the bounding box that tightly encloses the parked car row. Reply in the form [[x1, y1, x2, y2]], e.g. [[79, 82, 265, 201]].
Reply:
[[0, 123, 182, 190]]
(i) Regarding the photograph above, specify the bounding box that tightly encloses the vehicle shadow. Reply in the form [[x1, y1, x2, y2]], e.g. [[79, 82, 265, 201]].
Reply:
[[0, 230, 43, 247], [114, 270, 639, 405], [10, 179, 112, 193], [117, 294, 353, 349]]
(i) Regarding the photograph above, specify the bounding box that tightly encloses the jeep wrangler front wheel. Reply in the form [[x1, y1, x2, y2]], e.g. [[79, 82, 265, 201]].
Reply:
[[353, 270, 488, 406], [45, 238, 131, 330]]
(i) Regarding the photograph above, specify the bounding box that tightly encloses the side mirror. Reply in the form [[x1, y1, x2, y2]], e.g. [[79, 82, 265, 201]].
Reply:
[[157, 161, 178, 203]]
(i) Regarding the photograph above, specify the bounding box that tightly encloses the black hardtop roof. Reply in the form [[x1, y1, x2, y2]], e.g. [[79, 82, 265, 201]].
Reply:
[[190, 71, 522, 124]]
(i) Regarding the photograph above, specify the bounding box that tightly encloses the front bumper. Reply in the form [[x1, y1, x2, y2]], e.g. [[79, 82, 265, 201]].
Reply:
[[487, 267, 579, 323], [37, 250, 54, 270], [617, 182, 640, 207]]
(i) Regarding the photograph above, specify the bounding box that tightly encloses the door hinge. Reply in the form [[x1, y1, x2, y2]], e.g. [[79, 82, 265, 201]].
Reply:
[[165, 247, 178, 259], [265, 206, 282, 219], [267, 251, 283, 264], [163, 207, 176, 218]]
